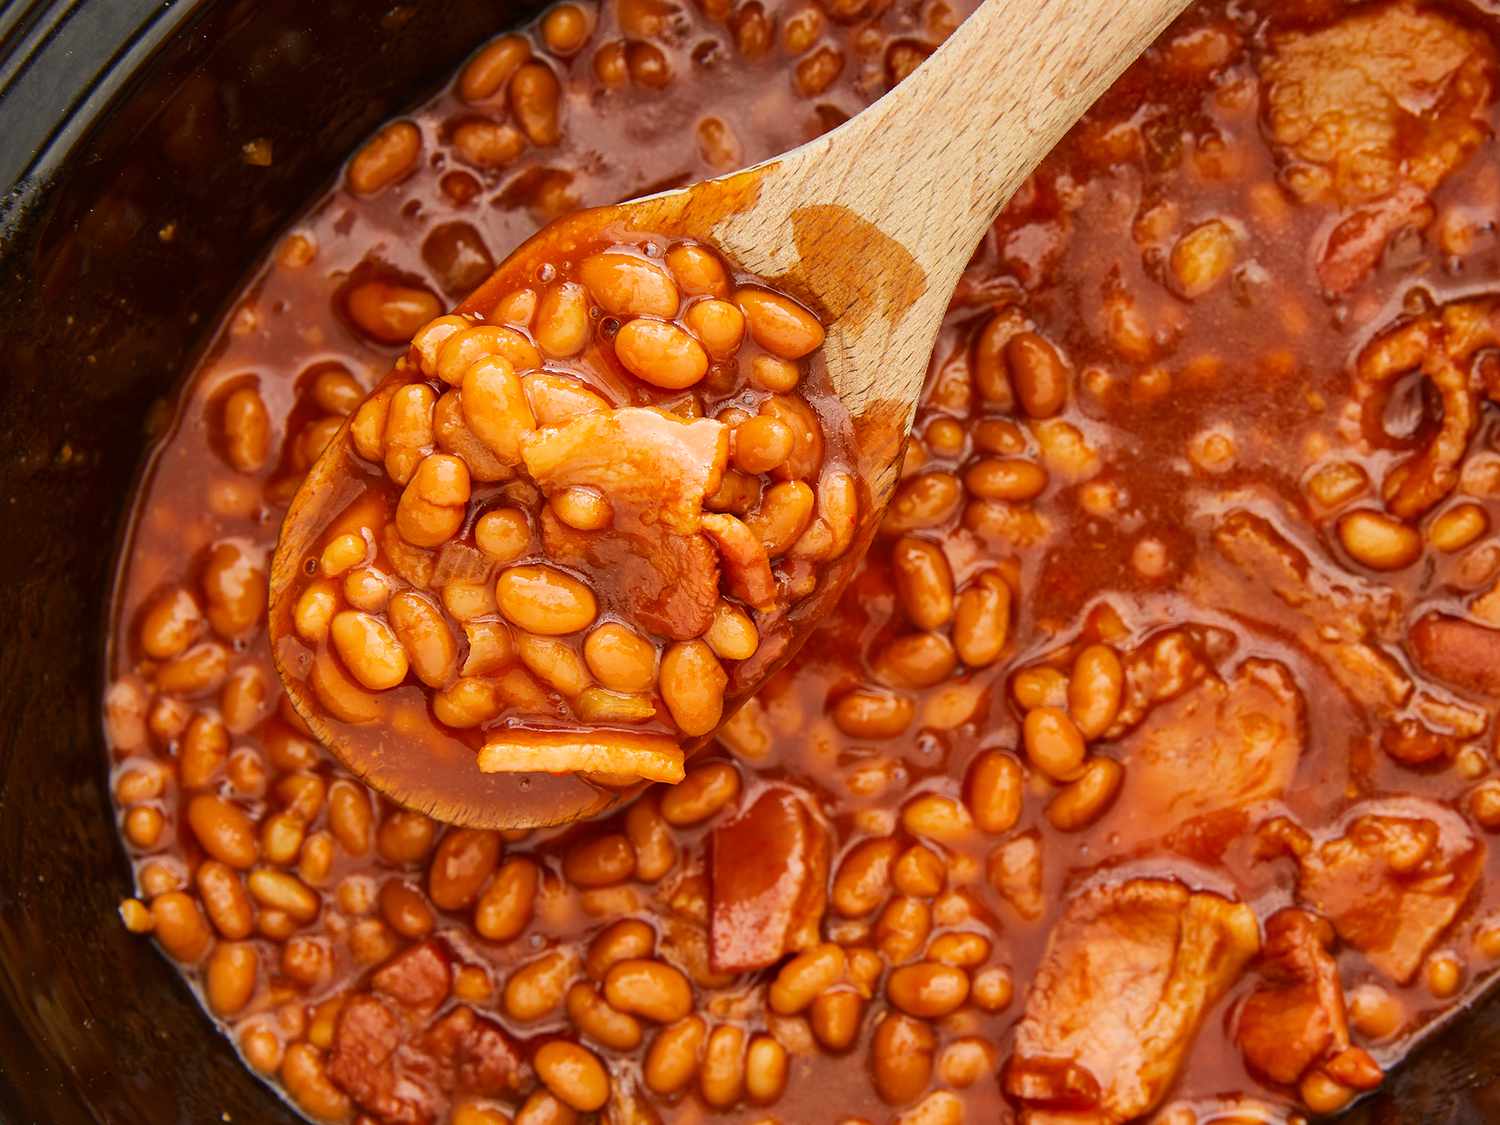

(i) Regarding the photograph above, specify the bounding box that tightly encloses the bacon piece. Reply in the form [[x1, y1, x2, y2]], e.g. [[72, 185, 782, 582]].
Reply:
[[1236, 909, 1349, 1085], [521, 407, 728, 535], [709, 787, 830, 973], [1005, 879, 1260, 1124]]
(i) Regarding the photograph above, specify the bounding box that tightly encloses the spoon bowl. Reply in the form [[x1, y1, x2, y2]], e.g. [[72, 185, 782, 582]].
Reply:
[[269, 0, 1190, 829]]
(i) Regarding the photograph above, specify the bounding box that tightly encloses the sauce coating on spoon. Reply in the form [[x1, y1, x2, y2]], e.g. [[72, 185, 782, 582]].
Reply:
[[271, 224, 861, 821]]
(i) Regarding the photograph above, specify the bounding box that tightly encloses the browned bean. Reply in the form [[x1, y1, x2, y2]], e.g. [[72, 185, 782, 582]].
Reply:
[[348, 121, 421, 193], [887, 961, 970, 1018], [510, 63, 562, 146], [891, 536, 954, 629], [965, 750, 1023, 834], [871, 1013, 935, 1105], [563, 833, 637, 887], [535, 1039, 610, 1111], [429, 827, 503, 910], [644, 1016, 707, 1094], [474, 856, 539, 941], [604, 958, 693, 1022], [833, 837, 900, 917], [506, 949, 577, 1021]]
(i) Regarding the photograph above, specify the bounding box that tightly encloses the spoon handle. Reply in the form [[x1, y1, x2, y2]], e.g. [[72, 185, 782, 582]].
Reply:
[[712, 0, 1192, 334]]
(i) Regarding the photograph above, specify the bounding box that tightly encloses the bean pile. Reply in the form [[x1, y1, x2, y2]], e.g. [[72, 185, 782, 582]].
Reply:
[[101, 0, 1500, 1121], [275, 227, 856, 790]]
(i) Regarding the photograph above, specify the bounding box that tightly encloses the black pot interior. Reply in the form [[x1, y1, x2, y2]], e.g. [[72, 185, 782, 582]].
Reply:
[[4, 0, 1500, 1122]]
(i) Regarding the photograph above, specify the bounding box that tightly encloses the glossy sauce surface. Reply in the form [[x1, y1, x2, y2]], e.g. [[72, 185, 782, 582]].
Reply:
[[102, 0, 1500, 1121]]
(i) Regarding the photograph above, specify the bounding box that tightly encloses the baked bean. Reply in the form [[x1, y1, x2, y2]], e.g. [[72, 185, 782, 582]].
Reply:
[[940, 1037, 998, 1088], [893, 845, 946, 897], [887, 961, 969, 1018], [586, 918, 656, 979], [248, 868, 320, 924], [660, 761, 741, 825], [507, 949, 576, 1020], [1429, 502, 1488, 552], [810, 989, 864, 1050], [621, 797, 676, 882], [605, 958, 693, 1021], [567, 980, 643, 1049], [644, 1016, 706, 1094], [157, 641, 230, 697], [1347, 983, 1405, 1040], [194, 860, 255, 940], [900, 1090, 965, 1125], [139, 587, 202, 659], [745, 1033, 789, 1104], [433, 676, 505, 727], [330, 610, 410, 691], [151, 891, 212, 962], [871, 1013, 935, 1105], [750, 354, 801, 393], [900, 793, 973, 844], [876, 896, 932, 963], [666, 244, 731, 298], [563, 833, 637, 887], [349, 120, 421, 193], [732, 415, 795, 474], [510, 62, 562, 145], [439, 325, 543, 386], [281, 1042, 352, 1121], [260, 812, 305, 866], [795, 45, 845, 95], [615, 318, 710, 389], [119, 898, 152, 934], [579, 252, 680, 318], [206, 942, 259, 1015], [1338, 509, 1421, 571], [748, 480, 816, 555], [1063, 646, 1122, 739], [429, 828, 503, 909], [461, 34, 531, 101], [383, 381, 438, 485], [626, 40, 672, 86], [769, 942, 845, 1014], [378, 810, 438, 865], [736, 287, 824, 358], [685, 298, 746, 358], [299, 831, 335, 887], [523, 371, 610, 425], [1046, 756, 1124, 830], [884, 471, 962, 532], [475, 506, 532, 563], [475, 856, 540, 941], [180, 712, 229, 789], [875, 632, 956, 688], [124, 805, 164, 848], [379, 879, 435, 938], [294, 580, 337, 644], [187, 794, 258, 869], [496, 568, 596, 638], [202, 540, 266, 638], [833, 690, 914, 739], [276, 773, 327, 822], [952, 570, 1011, 667], [221, 386, 270, 472], [385, 592, 458, 689], [550, 485, 613, 531], [1023, 706, 1086, 781], [455, 366, 532, 483], [929, 931, 990, 968], [1170, 219, 1236, 297], [700, 1024, 747, 1108], [965, 750, 1023, 834], [543, 2, 593, 52], [660, 640, 727, 736], [704, 600, 760, 662], [453, 118, 526, 168], [963, 457, 1048, 501], [536, 1039, 609, 1111], [347, 281, 441, 345], [832, 837, 898, 917]]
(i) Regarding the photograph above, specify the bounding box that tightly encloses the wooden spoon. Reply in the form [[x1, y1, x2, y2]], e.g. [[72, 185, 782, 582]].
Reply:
[[269, 0, 1190, 828]]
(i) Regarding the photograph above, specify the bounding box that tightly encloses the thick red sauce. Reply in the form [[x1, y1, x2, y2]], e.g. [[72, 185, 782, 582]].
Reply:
[[102, 0, 1500, 1121]]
